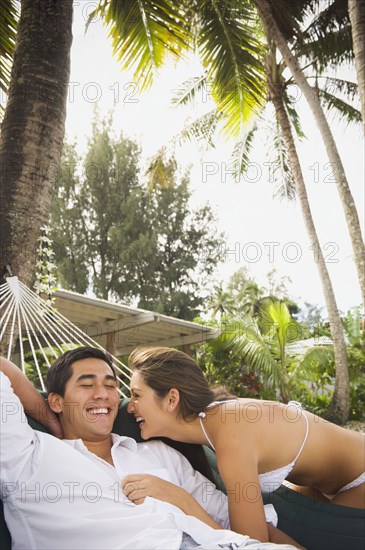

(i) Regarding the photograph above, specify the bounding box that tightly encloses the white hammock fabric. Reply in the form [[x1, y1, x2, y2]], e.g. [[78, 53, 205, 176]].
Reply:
[[0, 277, 132, 396]]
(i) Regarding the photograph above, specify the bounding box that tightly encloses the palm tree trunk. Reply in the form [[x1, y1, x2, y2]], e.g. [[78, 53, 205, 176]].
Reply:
[[254, 0, 365, 309], [267, 56, 349, 424], [348, 0, 365, 134], [0, 0, 73, 287]]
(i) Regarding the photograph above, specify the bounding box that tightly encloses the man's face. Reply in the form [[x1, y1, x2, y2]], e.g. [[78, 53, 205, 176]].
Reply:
[[50, 358, 119, 441]]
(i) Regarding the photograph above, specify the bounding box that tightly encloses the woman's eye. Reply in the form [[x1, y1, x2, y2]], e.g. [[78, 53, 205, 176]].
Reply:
[[81, 384, 93, 388]]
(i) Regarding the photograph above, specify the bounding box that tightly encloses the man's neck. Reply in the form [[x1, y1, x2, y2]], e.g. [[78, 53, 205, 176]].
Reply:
[[82, 436, 114, 465]]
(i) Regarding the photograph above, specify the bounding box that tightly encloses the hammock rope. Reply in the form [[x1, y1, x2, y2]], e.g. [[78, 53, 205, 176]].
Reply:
[[0, 277, 132, 396]]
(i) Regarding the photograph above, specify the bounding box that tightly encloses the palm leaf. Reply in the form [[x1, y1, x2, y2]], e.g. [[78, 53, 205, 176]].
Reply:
[[265, 117, 296, 202], [197, 0, 266, 137], [319, 89, 362, 125], [170, 73, 208, 107], [178, 109, 220, 151], [298, 27, 353, 69], [302, 0, 349, 43], [223, 316, 279, 386], [95, 0, 190, 90], [283, 88, 306, 139], [315, 76, 358, 101], [294, 345, 335, 382], [0, 0, 19, 105], [299, 345, 334, 368], [227, 124, 259, 180]]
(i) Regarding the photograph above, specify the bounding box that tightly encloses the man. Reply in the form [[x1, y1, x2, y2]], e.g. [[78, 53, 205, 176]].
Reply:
[[0, 347, 298, 550]]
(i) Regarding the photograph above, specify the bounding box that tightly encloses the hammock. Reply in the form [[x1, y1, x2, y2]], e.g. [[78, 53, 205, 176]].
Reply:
[[0, 276, 131, 396]]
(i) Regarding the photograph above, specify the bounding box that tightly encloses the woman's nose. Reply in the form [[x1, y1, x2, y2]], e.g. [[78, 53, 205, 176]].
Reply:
[[127, 400, 135, 413]]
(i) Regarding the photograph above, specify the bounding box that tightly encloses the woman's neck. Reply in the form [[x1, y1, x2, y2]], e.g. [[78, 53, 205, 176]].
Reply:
[[165, 416, 213, 446]]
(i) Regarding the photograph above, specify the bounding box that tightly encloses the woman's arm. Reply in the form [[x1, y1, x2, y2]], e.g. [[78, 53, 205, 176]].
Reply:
[[0, 356, 63, 438], [217, 444, 305, 548], [268, 525, 306, 550], [217, 441, 270, 542], [122, 473, 222, 529]]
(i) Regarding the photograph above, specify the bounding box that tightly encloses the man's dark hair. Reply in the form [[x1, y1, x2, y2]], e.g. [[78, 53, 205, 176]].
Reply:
[[45, 346, 116, 396]]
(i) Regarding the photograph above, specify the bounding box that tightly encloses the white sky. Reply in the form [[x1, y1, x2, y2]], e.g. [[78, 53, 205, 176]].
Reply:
[[64, 3, 365, 315]]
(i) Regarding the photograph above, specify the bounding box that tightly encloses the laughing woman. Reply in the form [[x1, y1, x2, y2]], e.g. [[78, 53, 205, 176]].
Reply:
[[127, 347, 365, 544]]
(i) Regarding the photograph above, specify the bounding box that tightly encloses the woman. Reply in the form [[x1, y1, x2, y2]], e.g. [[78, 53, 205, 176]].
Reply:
[[127, 346, 365, 544]]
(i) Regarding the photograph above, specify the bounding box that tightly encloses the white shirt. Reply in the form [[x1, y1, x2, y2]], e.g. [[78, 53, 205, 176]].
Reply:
[[0, 372, 287, 550]]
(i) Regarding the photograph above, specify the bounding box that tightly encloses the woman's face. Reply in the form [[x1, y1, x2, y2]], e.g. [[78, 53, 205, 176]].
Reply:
[[128, 371, 172, 439]]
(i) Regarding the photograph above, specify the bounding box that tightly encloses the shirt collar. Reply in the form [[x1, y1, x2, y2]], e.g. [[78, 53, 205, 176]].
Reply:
[[63, 434, 138, 453]]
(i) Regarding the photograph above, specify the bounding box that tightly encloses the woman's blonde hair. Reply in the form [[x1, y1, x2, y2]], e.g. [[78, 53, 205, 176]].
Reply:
[[128, 346, 235, 420]]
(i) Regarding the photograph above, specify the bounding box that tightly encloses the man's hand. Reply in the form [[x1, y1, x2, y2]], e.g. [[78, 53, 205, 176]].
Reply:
[[46, 405, 64, 439], [0, 356, 63, 438]]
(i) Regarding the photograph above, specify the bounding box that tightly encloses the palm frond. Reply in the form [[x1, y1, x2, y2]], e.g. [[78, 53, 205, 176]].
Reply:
[[316, 76, 358, 102], [298, 27, 353, 70], [223, 317, 279, 385], [265, 117, 296, 202], [178, 109, 220, 151], [97, 0, 190, 90], [197, 0, 266, 137], [227, 124, 259, 180], [297, 345, 335, 376], [259, 299, 294, 343], [319, 89, 362, 125], [283, 89, 306, 139], [170, 73, 208, 107], [0, 0, 19, 106], [302, 0, 349, 42]]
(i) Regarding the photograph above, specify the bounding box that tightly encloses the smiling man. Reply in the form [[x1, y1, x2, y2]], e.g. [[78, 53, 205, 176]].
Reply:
[[46, 352, 120, 464], [0, 347, 298, 550]]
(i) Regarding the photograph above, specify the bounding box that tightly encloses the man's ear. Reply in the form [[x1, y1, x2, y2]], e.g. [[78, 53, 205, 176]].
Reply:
[[48, 392, 63, 414], [167, 388, 180, 412]]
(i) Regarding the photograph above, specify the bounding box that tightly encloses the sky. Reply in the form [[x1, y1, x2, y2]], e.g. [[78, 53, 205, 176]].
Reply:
[[63, 3, 365, 316]]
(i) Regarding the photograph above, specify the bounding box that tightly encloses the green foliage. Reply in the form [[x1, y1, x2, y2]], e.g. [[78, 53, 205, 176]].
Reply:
[[199, 261, 363, 419], [196, 0, 266, 137], [343, 307, 365, 420], [207, 266, 297, 319], [198, 298, 364, 419], [92, 0, 190, 90], [33, 226, 57, 306], [0, 0, 19, 111], [50, 115, 224, 320], [347, 346, 365, 421], [198, 297, 304, 402]]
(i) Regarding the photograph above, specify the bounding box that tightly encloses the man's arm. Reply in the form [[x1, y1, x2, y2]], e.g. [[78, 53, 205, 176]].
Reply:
[[0, 356, 63, 437]]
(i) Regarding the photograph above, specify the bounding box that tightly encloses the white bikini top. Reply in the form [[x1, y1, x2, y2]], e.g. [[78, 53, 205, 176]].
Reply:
[[198, 399, 309, 493]]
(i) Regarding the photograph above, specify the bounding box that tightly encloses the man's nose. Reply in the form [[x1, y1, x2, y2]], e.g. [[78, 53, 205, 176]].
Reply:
[[93, 385, 109, 399]]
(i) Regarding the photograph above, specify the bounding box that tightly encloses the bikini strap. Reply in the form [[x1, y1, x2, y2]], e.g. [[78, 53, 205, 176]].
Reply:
[[198, 412, 215, 450], [287, 401, 309, 463], [205, 399, 237, 410], [198, 399, 237, 449]]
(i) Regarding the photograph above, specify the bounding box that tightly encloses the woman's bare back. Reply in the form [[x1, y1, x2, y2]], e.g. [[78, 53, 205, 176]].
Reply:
[[208, 398, 364, 495]]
